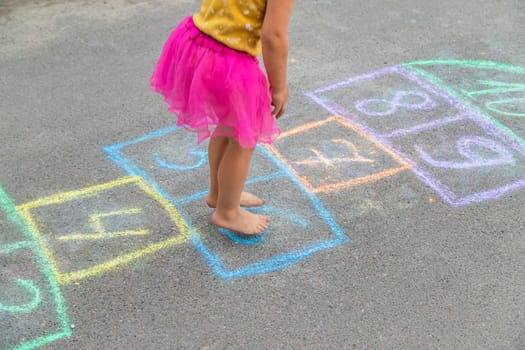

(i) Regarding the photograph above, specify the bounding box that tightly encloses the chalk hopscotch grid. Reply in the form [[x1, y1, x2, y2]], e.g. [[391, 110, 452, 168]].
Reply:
[[305, 65, 525, 207], [104, 128, 349, 279], [2, 59, 522, 349], [0, 186, 71, 350]]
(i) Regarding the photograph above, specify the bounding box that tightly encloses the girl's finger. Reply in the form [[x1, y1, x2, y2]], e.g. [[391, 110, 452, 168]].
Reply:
[[276, 104, 285, 119]]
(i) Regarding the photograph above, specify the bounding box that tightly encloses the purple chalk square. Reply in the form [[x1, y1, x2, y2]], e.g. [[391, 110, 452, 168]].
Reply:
[[306, 66, 466, 139], [385, 116, 525, 206]]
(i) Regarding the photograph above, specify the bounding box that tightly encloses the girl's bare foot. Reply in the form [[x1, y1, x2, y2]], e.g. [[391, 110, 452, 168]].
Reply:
[[212, 208, 269, 235], [206, 191, 264, 208]]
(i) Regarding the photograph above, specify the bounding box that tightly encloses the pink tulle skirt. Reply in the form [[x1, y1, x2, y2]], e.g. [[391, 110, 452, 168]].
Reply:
[[150, 16, 280, 148]]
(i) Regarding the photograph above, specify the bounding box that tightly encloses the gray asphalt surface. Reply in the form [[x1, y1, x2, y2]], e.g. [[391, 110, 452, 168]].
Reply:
[[1, 0, 524, 349]]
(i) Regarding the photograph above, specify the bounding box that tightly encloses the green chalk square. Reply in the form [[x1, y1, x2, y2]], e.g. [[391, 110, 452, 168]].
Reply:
[[0, 247, 69, 350], [404, 60, 525, 147], [0, 187, 71, 350]]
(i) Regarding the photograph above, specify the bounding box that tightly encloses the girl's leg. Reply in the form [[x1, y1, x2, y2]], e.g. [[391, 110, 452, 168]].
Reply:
[[206, 136, 265, 208], [206, 136, 228, 207], [212, 137, 269, 235]]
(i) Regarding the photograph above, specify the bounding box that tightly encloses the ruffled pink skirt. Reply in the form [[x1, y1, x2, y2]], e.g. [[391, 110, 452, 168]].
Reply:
[[150, 16, 280, 148]]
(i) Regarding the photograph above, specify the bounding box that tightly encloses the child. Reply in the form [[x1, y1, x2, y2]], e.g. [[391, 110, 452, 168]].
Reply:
[[150, 0, 294, 235]]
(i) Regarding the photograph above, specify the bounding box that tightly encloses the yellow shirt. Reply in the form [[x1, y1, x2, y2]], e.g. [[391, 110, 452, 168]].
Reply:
[[193, 0, 267, 56]]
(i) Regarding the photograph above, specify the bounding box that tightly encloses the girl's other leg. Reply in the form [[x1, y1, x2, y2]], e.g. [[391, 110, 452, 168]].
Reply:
[[206, 136, 265, 208], [206, 136, 228, 207], [212, 138, 269, 235]]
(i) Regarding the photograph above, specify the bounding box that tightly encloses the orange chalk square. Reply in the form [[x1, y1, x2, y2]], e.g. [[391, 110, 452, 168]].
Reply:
[[266, 116, 410, 193]]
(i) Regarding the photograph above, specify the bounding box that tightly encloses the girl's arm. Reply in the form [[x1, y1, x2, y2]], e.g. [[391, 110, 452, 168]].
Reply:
[[261, 0, 294, 119]]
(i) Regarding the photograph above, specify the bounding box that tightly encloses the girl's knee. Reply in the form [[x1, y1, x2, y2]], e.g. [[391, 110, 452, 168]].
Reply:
[[228, 137, 254, 153]]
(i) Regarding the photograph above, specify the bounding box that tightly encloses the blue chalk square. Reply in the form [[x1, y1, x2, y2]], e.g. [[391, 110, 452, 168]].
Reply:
[[104, 127, 278, 202], [105, 128, 349, 278], [179, 171, 349, 279]]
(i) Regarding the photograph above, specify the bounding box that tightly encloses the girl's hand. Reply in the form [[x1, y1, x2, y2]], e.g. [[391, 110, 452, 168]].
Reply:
[[271, 86, 288, 119]]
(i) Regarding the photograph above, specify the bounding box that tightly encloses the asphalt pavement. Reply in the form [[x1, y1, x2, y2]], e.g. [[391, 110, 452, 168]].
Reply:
[[1, 0, 524, 349]]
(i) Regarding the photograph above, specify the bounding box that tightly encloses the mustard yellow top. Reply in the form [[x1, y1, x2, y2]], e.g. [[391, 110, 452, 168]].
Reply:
[[193, 0, 267, 56]]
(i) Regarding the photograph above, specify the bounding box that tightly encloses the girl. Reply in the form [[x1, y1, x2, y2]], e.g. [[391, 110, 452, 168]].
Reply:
[[150, 0, 294, 235]]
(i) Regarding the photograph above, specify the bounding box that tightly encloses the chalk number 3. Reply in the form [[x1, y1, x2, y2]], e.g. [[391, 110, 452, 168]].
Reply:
[[0, 278, 41, 314]]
